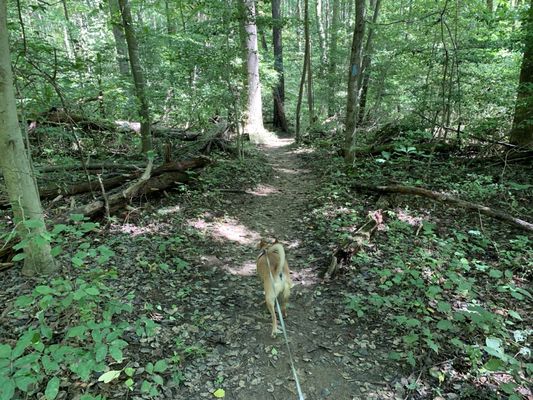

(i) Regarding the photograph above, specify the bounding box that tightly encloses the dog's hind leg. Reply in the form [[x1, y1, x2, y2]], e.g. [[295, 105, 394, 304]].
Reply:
[[266, 295, 279, 337], [279, 286, 290, 318]]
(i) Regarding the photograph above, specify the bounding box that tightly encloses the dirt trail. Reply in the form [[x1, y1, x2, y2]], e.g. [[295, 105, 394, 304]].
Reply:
[[176, 137, 399, 400]]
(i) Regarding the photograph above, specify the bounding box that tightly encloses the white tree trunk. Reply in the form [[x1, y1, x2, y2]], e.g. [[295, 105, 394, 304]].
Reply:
[[0, 2, 56, 276], [242, 0, 264, 141]]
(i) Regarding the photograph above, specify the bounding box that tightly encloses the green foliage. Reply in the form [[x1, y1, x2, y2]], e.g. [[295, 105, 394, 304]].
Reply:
[[306, 145, 532, 397]]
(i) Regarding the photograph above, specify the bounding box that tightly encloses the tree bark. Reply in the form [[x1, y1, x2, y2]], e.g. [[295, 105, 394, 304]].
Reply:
[[118, 0, 153, 153], [327, 0, 340, 117], [353, 183, 533, 232], [0, 3, 57, 276], [357, 0, 381, 125], [343, 0, 365, 161], [241, 0, 265, 141], [315, 0, 327, 66], [272, 0, 288, 132], [509, 0, 533, 148], [107, 0, 130, 75], [304, 0, 315, 124]]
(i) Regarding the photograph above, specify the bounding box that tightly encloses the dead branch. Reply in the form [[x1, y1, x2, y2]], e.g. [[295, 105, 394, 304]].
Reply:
[[353, 183, 533, 232]]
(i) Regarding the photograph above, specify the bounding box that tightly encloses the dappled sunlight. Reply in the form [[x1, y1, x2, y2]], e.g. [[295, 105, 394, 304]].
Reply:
[[188, 215, 260, 245], [246, 184, 279, 196], [156, 205, 181, 215], [226, 260, 257, 276], [397, 208, 425, 226], [110, 222, 165, 236]]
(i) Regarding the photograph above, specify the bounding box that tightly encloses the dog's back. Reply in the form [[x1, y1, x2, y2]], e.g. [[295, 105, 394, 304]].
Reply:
[[256, 240, 292, 337]]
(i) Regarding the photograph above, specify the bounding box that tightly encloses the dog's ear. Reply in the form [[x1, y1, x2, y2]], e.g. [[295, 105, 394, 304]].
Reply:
[[257, 239, 268, 249]]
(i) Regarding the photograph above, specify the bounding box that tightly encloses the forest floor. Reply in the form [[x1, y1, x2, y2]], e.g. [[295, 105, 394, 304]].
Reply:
[[2, 132, 531, 400], [168, 135, 402, 400]]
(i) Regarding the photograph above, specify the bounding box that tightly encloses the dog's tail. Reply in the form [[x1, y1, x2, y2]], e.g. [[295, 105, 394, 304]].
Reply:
[[267, 243, 286, 278]]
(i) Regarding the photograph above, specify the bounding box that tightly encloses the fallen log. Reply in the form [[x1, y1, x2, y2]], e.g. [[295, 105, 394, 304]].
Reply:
[[37, 163, 143, 173], [353, 183, 533, 232], [66, 156, 210, 219], [1, 157, 210, 263], [39, 174, 129, 199]]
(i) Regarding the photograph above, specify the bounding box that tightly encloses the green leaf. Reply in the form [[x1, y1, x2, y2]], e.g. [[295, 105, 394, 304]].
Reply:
[[145, 362, 154, 374], [483, 358, 504, 371], [489, 269, 503, 278], [425, 339, 439, 354], [0, 345, 11, 359], [486, 337, 502, 350], [213, 388, 225, 398], [12, 253, 26, 262], [42, 355, 60, 373], [436, 301, 451, 313], [153, 359, 168, 373], [0, 379, 15, 400], [13, 352, 40, 368], [15, 295, 33, 308], [125, 378, 134, 389], [508, 310, 522, 320], [45, 377, 60, 400], [85, 287, 100, 296], [98, 370, 121, 384], [436, 320, 453, 331], [271, 347, 278, 356], [109, 346, 123, 363], [124, 367, 135, 377], [141, 380, 152, 393], [95, 344, 108, 363], [66, 325, 87, 338], [15, 375, 37, 392], [34, 285, 54, 295], [152, 374, 164, 385]]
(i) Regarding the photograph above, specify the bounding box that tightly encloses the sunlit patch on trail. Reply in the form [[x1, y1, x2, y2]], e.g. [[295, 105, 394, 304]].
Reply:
[[226, 260, 257, 276], [188, 216, 260, 244], [156, 205, 181, 215], [246, 184, 279, 196], [111, 223, 163, 236]]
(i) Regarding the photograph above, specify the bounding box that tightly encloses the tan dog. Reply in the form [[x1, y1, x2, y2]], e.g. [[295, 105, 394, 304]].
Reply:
[[256, 239, 292, 337]]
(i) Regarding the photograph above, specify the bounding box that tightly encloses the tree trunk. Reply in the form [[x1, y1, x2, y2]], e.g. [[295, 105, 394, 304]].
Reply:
[[241, 0, 265, 141], [118, 0, 153, 153], [315, 0, 327, 66], [304, 0, 315, 124], [357, 0, 381, 125], [108, 0, 130, 75], [272, 0, 288, 132], [509, 0, 533, 148], [343, 0, 365, 161], [0, 3, 57, 276], [327, 0, 340, 117]]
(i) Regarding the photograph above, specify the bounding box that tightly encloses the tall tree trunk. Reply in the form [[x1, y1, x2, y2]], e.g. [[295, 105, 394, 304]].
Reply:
[[327, 0, 340, 116], [118, 0, 153, 153], [241, 0, 265, 140], [357, 0, 381, 125], [272, 0, 288, 132], [0, 2, 57, 276], [304, 0, 315, 124], [315, 0, 327, 66], [165, 0, 177, 36], [296, 0, 303, 52], [343, 0, 365, 161], [510, 0, 533, 147], [108, 0, 130, 75], [61, 0, 78, 61]]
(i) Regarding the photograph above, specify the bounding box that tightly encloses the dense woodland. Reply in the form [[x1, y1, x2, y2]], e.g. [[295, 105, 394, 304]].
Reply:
[[0, 0, 532, 399]]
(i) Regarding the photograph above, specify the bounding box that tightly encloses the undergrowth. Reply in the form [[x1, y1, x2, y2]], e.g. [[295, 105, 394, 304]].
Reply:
[[303, 140, 532, 399]]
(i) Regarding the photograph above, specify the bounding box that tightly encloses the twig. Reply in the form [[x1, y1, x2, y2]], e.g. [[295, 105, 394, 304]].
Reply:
[[97, 174, 110, 221]]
